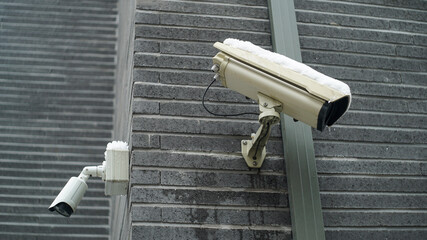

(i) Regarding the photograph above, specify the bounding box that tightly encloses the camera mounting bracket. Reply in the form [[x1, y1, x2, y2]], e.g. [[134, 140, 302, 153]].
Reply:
[[241, 93, 282, 168]]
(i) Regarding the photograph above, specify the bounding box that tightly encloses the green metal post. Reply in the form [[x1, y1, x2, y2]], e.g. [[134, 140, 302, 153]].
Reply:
[[268, 1, 326, 239]]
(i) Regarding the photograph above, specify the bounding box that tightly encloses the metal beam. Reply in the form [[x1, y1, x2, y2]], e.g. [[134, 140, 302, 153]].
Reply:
[[268, 1, 326, 239]]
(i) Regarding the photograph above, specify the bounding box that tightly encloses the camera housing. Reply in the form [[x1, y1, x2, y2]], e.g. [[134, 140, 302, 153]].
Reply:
[[48, 177, 87, 217], [212, 40, 351, 131], [211, 39, 351, 168], [49, 141, 129, 217]]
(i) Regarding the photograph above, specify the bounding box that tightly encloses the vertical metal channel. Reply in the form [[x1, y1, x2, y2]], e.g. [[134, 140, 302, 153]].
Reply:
[[268, 1, 326, 239]]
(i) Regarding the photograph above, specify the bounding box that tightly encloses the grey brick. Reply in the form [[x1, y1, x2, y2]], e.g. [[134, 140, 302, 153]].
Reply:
[[319, 175, 427, 193], [295, 0, 427, 22], [400, 72, 427, 86], [0, 135, 108, 147], [349, 82, 427, 99], [302, 50, 426, 72], [0, 143, 104, 155], [0, 151, 100, 163], [204, 0, 267, 6], [132, 133, 160, 149], [413, 35, 427, 47], [132, 150, 285, 172], [132, 225, 290, 240], [349, 96, 409, 113], [0, 127, 110, 138], [0, 51, 114, 63], [134, 39, 160, 53], [159, 101, 258, 120], [316, 159, 425, 176], [132, 99, 160, 114], [390, 19, 427, 34], [323, 210, 427, 227], [135, 25, 271, 45], [307, 65, 402, 83], [0, 224, 108, 235], [296, 10, 390, 30], [0, 6, 117, 20], [0, 111, 112, 122], [132, 206, 162, 222], [158, 12, 270, 32], [0, 102, 112, 115], [159, 71, 217, 86], [134, 53, 212, 70], [300, 36, 396, 56], [0, 27, 116, 42], [0, 36, 117, 53], [0, 214, 108, 225], [313, 126, 426, 144], [396, 45, 427, 59], [0, 87, 114, 99], [337, 111, 425, 129], [135, 206, 290, 225], [160, 41, 217, 56], [321, 192, 427, 209], [133, 69, 160, 83], [133, 82, 251, 103], [408, 100, 427, 114], [332, 0, 427, 10], [0, 234, 108, 240], [160, 170, 287, 190], [136, 0, 269, 19], [131, 188, 288, 207], [134, 10, 160, 24], [314, 142, 426, 160], [133, 116, 200, 134], [326, 229, 427, 240], [0, 118, 112, 130], [131, 169, 161, 185], [297, 24, 413, 44]]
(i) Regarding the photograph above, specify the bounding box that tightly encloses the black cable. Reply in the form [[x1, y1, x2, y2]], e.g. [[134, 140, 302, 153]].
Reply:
[[202, 78, 259, 117]]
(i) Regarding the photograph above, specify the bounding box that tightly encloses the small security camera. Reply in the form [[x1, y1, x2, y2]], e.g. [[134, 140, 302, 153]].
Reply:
[[48, 167, 102, 217], [210, 39, 351, 168], [49, 141, 129, 217]]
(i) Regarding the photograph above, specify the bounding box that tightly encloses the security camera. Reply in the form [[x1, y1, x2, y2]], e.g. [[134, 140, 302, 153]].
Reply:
[[49, 141, 129, 217], [210, 39, 351, 168], [48, 165, 103, 217]]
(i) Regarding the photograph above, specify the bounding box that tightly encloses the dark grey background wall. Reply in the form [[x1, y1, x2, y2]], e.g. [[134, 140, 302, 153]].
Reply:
[[0, 0, 118, 239], [129, 0, 291, 239], [294, 0, 427, 239]]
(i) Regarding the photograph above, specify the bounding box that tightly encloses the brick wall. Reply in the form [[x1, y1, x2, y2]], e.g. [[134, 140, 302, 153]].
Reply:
[[294, 0, 427, 239], [128, 0, 291, 239], [116, 0, 427, 239], [0, 0, 118, 239]]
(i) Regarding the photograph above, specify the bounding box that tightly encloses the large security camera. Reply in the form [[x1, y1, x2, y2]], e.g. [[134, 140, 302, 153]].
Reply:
[[209, 39, 351, 168], [49, 141, 129, 217]]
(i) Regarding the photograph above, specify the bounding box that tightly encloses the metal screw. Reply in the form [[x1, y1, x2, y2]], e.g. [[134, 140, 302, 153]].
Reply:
[[263, 102, 268, 107], [253, 161, 257, 166], [242, 140, 247, 145]]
